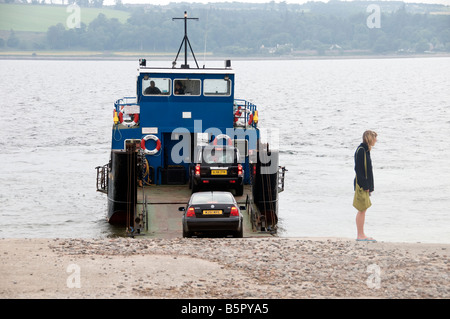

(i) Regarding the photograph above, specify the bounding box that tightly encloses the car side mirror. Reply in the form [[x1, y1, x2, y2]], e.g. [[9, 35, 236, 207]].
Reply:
[[178, 207, 185, 212]]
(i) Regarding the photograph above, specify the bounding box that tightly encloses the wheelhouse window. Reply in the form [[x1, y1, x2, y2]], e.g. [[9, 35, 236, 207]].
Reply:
[[173, 79, 201, 96], [142, 77, 171, 95], [204, 79, 231, 96]]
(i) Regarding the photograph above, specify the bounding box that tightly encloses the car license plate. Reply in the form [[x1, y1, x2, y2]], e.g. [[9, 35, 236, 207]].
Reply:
[[211, 170, 227, 175], [203, 210, 222, 215]]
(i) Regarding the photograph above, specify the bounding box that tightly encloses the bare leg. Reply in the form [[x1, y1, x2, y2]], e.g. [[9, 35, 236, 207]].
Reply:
[[356, 210, 366, 239]]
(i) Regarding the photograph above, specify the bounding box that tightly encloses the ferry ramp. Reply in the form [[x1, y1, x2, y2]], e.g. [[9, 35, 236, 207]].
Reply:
[[136, 185, 273, 238]]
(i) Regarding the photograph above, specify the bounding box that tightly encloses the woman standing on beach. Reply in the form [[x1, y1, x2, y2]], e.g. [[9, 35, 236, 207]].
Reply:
[[354, 130, 377, 241]]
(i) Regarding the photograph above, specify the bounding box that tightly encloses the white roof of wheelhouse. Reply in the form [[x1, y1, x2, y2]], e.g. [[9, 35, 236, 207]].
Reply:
[[139, 67, 235, 75]]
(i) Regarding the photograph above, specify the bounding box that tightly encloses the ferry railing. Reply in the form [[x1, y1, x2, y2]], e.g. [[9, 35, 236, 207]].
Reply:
[[278, 166, 287, 193], [95, 163, 109, 194], [234, 99, 258, 129], [114, 97, 139, 113]]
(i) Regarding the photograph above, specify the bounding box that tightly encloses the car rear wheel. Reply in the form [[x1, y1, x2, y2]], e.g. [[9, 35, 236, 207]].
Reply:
[[234, 226, 243, 238], [190, 177, 199, 193], [182, 226, 192, 238], [235, 184, 244, 196]]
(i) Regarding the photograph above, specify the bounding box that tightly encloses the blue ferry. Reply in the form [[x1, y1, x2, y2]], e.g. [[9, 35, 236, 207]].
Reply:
[[96, 12, 286, 237]]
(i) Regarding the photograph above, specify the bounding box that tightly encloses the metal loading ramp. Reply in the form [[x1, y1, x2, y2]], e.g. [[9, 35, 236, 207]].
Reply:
[[136, 185, 275, 238]]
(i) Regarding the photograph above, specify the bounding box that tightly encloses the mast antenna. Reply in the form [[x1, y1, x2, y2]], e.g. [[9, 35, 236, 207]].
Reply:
[[172, 11, 199, 69]]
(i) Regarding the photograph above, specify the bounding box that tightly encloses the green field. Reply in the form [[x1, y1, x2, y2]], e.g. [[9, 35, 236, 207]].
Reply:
[[0, 3, 130, 32]]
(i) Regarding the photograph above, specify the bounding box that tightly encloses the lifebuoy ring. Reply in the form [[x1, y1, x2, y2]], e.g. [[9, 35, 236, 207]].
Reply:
[[234, 106, 252, 126], [213, 134, 233, 146], [248, 113, 253, 125], [119, 106, 139, 128], [234, 106, 242, 123], [141, 135, 161, 155]]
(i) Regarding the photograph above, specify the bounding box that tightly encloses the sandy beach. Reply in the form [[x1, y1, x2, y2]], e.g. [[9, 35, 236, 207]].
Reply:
[[1, 237, 448, 299]]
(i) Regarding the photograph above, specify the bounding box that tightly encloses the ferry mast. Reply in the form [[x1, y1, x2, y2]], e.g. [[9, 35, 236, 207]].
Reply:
[[173, 11, 199, 69]]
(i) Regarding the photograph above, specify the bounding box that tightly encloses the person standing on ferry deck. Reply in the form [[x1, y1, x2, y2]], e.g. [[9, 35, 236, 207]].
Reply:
[[354, 130, 377, 241]]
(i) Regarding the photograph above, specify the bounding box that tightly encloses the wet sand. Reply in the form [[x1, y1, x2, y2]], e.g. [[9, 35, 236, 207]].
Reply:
[[1, 237, 448, 299]]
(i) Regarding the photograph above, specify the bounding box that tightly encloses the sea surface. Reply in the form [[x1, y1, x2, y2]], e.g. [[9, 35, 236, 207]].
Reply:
[[0, 57, 449, 243]]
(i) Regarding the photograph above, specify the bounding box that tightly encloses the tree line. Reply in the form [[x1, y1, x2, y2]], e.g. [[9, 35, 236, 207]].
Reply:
[[2, 0, 108, 6], [4, 1, 450, 55]]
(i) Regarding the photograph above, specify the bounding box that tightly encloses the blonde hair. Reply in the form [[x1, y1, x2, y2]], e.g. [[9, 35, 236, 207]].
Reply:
[[363, 130, 378, 150]]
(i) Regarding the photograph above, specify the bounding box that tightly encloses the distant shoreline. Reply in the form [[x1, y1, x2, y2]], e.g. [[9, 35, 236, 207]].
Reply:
[[1, 51, 449, 62]]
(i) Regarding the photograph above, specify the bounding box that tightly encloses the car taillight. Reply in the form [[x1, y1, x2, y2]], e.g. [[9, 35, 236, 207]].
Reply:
[[195, 164, 201, 176], [186, 207, 196, 217], [238, 164, 243, 176], [230, 206, 239, 216]]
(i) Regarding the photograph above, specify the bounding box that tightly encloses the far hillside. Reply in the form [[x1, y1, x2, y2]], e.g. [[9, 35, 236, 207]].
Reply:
[[0, 3, 130, 32], [1, 1, 449, 57]]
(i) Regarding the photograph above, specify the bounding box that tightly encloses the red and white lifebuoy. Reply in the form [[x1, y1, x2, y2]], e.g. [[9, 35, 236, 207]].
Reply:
[[248, 113, 253, 125], [234, 106, 252, 126], [119, 106, 139, 128], [141, 135, 161, 155], [213, 134, 233, 146], [234, 106, 242, 123]]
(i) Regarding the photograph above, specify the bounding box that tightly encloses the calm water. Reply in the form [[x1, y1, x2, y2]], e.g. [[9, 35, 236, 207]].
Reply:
[[0, 57, 449, 243]]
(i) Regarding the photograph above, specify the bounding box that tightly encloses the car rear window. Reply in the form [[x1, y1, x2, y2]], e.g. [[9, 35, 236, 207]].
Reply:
[[191, 192, 234, 205], [200, 147, 237, 164]]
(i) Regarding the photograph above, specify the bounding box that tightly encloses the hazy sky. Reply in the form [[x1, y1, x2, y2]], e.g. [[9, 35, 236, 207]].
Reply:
[[104, 0, 450, 6]]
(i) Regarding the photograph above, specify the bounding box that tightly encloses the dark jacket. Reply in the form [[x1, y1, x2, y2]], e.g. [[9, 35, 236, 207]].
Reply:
[[354, 143, 374, 192]]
